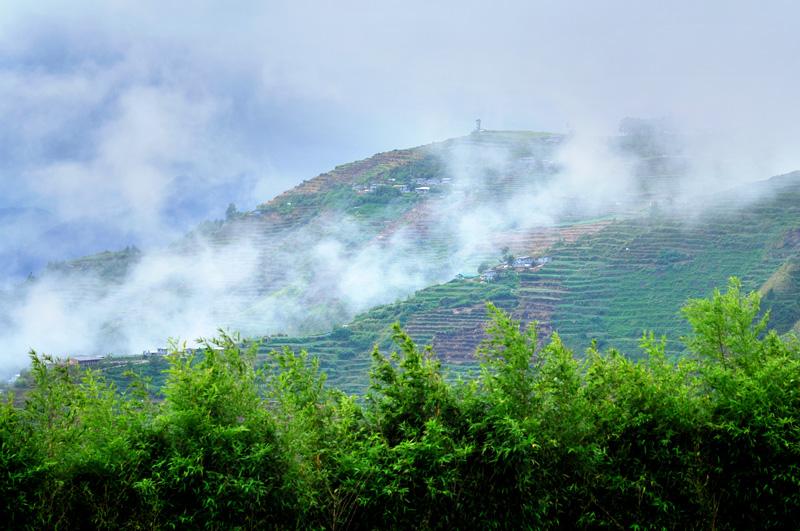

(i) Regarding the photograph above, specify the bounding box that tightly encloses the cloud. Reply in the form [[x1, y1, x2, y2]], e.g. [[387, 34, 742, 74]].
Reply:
[[2, 0, 800, 374], [4, 1, 800, 229], [32, 84, 221, 229]]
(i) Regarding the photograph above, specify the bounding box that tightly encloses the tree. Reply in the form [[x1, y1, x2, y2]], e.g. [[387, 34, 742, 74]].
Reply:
[[500, 246, 515, 266], [681, 277, 767, 366], [225, 203, 239, 221]]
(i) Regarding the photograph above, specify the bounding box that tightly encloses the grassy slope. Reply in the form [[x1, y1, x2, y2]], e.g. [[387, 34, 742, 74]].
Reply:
[[759, 257, 800, 334], [258, 173, 800, 392], [551, 184, 800, 354]]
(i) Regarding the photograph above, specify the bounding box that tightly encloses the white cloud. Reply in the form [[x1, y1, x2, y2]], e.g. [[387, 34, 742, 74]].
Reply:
[[2, 0, 800, 374]]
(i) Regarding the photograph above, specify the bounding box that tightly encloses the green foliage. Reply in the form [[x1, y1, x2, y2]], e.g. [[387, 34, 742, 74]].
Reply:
[[478, 303, 540, 418], [140, 333, 296, 528], [3, 279, 800, 528], [760, 258, 800, 333], [682, 277, 768, 366], [225, 202, 240, 220], [352, 325, 470, 527], [2, 353, 153, 528]]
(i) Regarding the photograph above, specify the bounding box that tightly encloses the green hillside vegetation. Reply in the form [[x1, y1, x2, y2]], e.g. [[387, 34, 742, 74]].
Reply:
[[27, 173, 800, 401], [6, 132, 593, 355], [11, 133, 800, 400], [254, 150, 442, 230], [550, 178, 800, 353], [43, 246, 142, 282], [252, 173, 800, 392], [759, 257, 800, 333], [57, 173, 800, 396], [261, 273, 521, 393], [3, 279, 800, 529]]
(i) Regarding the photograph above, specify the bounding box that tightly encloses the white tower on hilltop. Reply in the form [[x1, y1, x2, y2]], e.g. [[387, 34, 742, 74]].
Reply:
[[475, 118, 482, 133]]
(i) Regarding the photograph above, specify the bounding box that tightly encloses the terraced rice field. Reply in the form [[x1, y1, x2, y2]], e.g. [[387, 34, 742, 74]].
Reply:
[[551, 180, 800, 354], [259, 173, 800, 393]]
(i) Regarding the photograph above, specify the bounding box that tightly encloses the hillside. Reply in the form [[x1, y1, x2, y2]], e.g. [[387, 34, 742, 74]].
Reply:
[[4, 130, 582, 363], [71, 171, 800, 396], [6, 129, 800, 394], [253, 171, 800, 392], [759, 255, 800, 333]]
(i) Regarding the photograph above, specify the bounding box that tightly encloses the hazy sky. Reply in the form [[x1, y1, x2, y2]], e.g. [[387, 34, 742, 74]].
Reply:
[[2, 0, 800, 371], [1, 0, 799, 275]]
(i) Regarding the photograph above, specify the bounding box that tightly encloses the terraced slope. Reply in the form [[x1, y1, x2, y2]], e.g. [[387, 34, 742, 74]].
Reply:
[[259, 274, 521, 392], [257, 172, 800, 393], [11, 130, 800, 397], [759, 256, 800, 334], [10, 131, 576, 357], [550, 178, 800, 353]]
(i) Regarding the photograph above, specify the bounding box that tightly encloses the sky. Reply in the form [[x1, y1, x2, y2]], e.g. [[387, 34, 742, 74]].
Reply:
[[1, 0, 799, 277], [2, 0, 800, 373]]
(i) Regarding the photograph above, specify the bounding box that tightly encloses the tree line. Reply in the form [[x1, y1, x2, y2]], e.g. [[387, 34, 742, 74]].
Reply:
[[2, 278, 799, 529]]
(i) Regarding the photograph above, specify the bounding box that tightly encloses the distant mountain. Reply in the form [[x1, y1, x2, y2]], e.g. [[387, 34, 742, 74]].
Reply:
[[0, 206, 137, 282]]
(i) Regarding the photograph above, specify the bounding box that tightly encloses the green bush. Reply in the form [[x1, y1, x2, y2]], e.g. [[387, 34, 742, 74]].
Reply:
[[2, 278, 800, 528]]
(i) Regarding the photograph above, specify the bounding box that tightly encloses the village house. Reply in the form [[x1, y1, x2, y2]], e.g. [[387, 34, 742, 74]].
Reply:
[[73, 356, 105, 367], [512, 256, 536, 268], [481, 270, 499, 281], [510, 256, 552, 269], [415, 177, 444, 187]]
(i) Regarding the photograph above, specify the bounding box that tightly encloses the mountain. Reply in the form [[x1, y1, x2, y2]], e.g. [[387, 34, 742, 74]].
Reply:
[[255, 170, 800, 392], [2, 127, 800, 390], [5, 128, 800, 392], [0, 206, 140, 282], [3, 130, 581, 363]]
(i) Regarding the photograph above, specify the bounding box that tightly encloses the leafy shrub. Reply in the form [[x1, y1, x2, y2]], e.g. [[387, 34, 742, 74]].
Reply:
[[2, 278, 800, 528]]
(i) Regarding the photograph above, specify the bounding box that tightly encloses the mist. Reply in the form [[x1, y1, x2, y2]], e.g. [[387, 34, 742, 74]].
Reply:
[[0, 121, 785, 376], [2, 1, 800, 373]]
